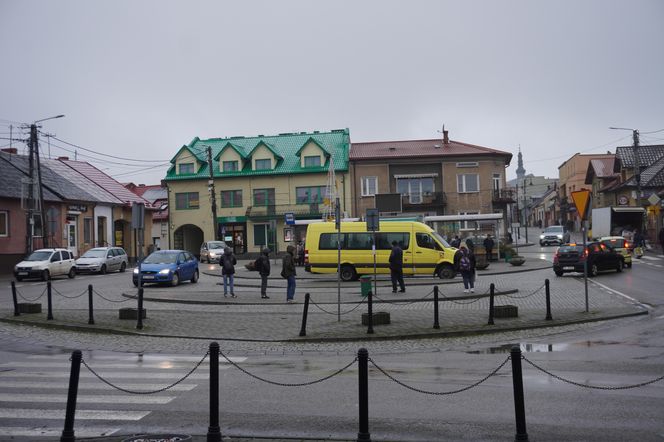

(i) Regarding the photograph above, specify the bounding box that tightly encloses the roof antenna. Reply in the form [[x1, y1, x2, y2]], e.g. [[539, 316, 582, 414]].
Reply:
[[437, 124, 449, 144]]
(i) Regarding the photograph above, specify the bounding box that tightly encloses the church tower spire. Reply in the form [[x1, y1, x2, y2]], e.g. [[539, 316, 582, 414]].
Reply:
[[516, 145, 526, 180]]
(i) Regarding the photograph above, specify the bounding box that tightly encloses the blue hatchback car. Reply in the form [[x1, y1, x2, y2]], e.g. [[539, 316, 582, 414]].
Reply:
[[133, 250, 199, 287]]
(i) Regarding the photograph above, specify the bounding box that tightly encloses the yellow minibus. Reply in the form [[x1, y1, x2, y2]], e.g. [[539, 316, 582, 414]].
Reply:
[[304, 221, 457, 281]]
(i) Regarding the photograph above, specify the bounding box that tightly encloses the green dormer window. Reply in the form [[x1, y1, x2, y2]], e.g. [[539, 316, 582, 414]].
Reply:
[[255, 159, 272, 170], [223, 161, 239, 172], [179, 163, 194, 174], [304, 156, 321, 167]]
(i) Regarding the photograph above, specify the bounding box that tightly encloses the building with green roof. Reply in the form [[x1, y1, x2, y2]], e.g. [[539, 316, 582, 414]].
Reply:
[[164, 129, 351, 255]]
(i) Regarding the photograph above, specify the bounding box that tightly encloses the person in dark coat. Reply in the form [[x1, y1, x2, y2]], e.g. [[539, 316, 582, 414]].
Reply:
[[464, 237, 475, 252], [220, 247, 237, 298], [389, 240, 405, 293], [255, 247, 271, 299], [483, 235, 495, 261], [457, 244, 476, 293], [282, 245, 297, 302], [450, 235, 461, 248]]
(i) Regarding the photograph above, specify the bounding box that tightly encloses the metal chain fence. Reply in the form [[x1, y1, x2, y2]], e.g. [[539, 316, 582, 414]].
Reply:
[[80, 351, 210, 395], [522, 355, 664, 390], [93, 288, 133, 303], [309, 296, 366, 316], [502, 283, 546, 300], [438, 290, 484, 305], [16, 286, 47, 302], [51, 286, 88, 299], [372, 287, 436, 306], [219, 348, 357, 387], [368, 356, 511, 395]]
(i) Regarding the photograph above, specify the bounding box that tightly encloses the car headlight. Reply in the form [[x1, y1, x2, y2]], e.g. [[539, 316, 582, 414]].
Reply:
[[557, 234, 563, 239], [133, 268, 139, 274], [159, 269, 171, 275], [539, 234, 545, 239]]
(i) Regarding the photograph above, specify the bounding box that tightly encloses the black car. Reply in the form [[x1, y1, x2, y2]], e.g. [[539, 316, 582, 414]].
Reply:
[[553, 242, 624, 277]]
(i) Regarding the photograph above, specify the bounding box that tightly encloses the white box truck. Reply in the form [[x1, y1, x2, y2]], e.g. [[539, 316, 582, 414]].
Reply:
[[591, 207, 646, 238]]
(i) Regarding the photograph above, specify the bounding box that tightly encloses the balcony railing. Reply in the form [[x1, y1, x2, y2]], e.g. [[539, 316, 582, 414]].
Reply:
[[492, 189, 515, 204], [401, 191, 446, 209]]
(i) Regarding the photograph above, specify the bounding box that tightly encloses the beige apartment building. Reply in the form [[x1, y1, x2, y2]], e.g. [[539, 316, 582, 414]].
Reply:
[[164, 130, 351, 257], [350, 130, 513, 235]]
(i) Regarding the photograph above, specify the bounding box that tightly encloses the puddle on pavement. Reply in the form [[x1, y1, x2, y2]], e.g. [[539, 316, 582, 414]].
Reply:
[[467, 340, 626, 354]]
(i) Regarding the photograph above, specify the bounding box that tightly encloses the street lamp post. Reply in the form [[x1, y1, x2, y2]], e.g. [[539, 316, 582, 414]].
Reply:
[[26, 114, 64, 252], [522, 179, 528, 244]]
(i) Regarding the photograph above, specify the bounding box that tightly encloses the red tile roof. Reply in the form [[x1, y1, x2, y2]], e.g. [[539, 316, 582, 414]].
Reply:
[[350, 138, 512, 162]]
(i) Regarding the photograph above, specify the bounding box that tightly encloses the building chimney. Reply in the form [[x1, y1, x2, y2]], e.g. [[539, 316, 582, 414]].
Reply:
[[443, 130, 449, 144], [57, 156, 69, 161], [1, 147, 17, 154]]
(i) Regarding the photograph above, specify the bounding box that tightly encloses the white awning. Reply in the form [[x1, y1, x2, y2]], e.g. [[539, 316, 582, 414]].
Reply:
[[394, 173, 438, 179]]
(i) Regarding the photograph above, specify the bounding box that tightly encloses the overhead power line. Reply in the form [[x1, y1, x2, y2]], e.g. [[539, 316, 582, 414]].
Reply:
[[46, 134, 171, 163]]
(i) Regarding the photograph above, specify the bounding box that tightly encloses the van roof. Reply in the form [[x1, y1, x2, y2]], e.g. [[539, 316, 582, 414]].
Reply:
[[306, 221, 432, 232]]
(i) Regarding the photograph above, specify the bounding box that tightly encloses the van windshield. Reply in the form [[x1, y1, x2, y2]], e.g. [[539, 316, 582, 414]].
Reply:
[[431, 232, 450, 248]]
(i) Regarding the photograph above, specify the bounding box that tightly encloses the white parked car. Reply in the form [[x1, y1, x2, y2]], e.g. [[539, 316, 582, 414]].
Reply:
[[14, 248, 77, 281], [199, 240, 227, 263], [75, 247, 129, 274]]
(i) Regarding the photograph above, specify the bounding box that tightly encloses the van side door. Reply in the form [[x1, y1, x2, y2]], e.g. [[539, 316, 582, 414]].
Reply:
[[414, 232, 444, 275]]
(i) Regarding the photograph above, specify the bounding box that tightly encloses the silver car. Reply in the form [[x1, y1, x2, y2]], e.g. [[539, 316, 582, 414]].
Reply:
[[75, 247, 128, 274], [539, 226, 571, 246], [199, 240, 227, 263]]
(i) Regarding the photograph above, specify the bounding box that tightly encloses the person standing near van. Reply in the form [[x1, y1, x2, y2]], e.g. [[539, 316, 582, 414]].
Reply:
[[389, 240, 405, 293], [220, 247, 237, 298], [282, 245, 297, 302], [483, 235, 495, 261], [458, 244, 476, 293], [255, 247, 271, 299], [296, 241, 304, 266]]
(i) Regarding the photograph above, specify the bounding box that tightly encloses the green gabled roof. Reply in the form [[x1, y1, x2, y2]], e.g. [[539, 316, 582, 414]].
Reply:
[[213, 141, 249, 161], [248, 140, 283, 160], [164, 129, 350, 181], [170, 142, 207, 164], [294, 136, 331, 158]]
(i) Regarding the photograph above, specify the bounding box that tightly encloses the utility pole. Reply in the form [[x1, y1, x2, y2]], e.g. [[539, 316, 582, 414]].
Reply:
[[206, 146, 219, 240], [33, 124, 49, 248], [26, 125, 36, 253], [609, 126, 642, 232], [523, 179, 528, 244]]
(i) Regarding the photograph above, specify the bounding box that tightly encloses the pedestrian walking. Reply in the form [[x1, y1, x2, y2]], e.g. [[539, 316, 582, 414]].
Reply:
[[464, 237, 475, 252], [483, 235, 495, 261], [255, 247, 271, 299], [659, 226, 664, 253], [296, 241, 304, 266], [457, 244, 476, 293], [220, 247, 237, 297], [281, 245, 297, 302], [389, 240, 405, 293], [450, 235, 461, 248]]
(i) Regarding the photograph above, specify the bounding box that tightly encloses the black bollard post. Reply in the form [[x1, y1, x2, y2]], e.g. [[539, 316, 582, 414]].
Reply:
[[11, 281, 19, 316], [366, 290, 374, 334], [510, 346, 529, 441], [357, 348, 371, 442], [487, 283, 495, 325], [47, 281, 54, 320], [545, 279, 552, 321], [136, 288, 144, 330], [433, 286, 440, 329], [60, 350, 82, 442], [207, 342, 221, 442], [299, 293, 310, 337], [88, 284, 94, 325]]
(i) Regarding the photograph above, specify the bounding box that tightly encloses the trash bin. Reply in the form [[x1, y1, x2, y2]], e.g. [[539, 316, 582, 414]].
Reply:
[[360, 275, 372, 297]]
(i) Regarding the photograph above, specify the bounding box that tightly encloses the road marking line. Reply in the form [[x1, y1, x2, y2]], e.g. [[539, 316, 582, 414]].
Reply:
[[0, 393, 175, 404], [588, 279, 650, 309], [641, 256, 659, 261], [0, 381, 197, 391], [0, 426, 120, 437], [0, 408, 150, 420]]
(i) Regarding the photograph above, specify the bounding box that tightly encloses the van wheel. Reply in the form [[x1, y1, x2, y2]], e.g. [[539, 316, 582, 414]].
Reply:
[[436, 264, 455, 279], [340, 265, 357, 282], [41, 270, 50, 281]]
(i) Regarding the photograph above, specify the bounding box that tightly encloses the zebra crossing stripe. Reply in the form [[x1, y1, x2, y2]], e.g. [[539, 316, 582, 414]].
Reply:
[[0, 426, 120, 437], [0, 393, 175, 404], [0, 381, 196, 391], [0, 407, 150, 420], [0, 371, 212, 379]]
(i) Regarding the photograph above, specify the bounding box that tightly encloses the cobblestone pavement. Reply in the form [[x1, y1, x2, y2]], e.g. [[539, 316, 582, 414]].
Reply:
[[0, 259, 648, 356]]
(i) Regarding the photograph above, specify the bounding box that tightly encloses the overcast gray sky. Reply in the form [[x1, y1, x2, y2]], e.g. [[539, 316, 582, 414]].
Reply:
[[1, 0, 663, 185]]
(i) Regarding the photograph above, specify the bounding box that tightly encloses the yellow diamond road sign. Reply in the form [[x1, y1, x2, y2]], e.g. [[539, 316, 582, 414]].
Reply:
[[571, 190, 591, 220]]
